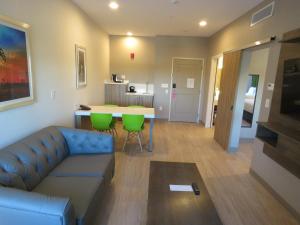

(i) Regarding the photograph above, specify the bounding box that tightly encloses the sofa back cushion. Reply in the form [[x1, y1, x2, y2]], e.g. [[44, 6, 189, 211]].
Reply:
[[0, 127, 68, 190]]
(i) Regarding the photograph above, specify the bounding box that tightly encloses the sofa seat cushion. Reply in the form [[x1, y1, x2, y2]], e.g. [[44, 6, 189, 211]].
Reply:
[[49, 154, 113, 178], [33, 176, 104, 225]]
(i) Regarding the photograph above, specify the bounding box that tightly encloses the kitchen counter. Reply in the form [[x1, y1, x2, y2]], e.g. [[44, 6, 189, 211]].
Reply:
[[125, 92, 154, 96], [105, 83, 154, 107], [104, 81, 129, 85]]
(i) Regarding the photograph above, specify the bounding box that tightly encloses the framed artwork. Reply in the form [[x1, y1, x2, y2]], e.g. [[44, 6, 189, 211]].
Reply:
[[75, 45, 87, 88], [0, 18, 34, 111]]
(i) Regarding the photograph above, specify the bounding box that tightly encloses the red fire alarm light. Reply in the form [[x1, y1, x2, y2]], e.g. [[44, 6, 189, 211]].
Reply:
[[130, 53, 135, 60]]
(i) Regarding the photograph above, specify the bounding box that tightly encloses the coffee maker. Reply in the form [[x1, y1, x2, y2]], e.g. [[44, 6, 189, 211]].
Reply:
[[111, 74, 124, 83]]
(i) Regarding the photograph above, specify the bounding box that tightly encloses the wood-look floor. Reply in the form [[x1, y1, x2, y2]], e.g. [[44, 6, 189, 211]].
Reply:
[[93, 120, 299, 225]]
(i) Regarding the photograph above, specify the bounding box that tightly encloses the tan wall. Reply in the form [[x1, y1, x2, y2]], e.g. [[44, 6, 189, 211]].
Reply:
[[0, 0, 109, 148], [154, 36, 209, 119], [110, 35, 209, 119], [110, 36, 155, 83]]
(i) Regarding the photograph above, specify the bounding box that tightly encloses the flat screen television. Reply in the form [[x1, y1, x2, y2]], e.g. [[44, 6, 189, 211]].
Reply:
[[280, 58, 300, 121]]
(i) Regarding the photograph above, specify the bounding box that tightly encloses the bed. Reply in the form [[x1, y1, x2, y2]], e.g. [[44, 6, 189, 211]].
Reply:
[[243, 87, 256, 124]]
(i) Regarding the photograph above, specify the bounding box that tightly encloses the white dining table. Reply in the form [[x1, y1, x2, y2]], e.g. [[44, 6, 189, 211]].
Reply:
[[74, 106, 155, 151]]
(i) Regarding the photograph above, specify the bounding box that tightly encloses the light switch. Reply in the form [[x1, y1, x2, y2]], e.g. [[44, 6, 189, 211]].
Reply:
[[50, 90, 56, 100], [165, 89, 169, 94], [187, 78, 194, 89], [265, 98, 270, 108]]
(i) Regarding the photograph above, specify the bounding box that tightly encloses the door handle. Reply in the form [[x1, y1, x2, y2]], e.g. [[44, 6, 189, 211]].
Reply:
[[173, 83, 176, 88], [230, 105, 233, 111]]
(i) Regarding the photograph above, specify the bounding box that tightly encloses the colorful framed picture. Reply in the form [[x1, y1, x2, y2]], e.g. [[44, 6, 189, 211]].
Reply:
[[75, 45, 87, 88], [0, 18, 34, 111]]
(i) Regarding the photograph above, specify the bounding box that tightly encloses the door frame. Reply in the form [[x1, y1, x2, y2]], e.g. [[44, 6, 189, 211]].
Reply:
[[168, 57, 205, 123], [204, 53, 223, 128]]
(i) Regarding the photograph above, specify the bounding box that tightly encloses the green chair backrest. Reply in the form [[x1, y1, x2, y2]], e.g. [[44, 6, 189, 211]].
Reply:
[[122, 114, 144, 132], [91, 113, 112, 131]]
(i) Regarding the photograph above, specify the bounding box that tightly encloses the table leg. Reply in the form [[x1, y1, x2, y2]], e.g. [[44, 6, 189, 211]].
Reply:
[[149, 118, 154, 152], [75, 115, 81, 128]]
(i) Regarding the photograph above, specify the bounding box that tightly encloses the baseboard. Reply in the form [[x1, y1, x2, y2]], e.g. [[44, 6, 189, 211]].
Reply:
[[250, 169, 300, 222]]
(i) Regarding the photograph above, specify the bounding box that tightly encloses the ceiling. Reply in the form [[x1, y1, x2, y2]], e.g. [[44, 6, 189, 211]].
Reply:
[[73, 0, 263, 37]]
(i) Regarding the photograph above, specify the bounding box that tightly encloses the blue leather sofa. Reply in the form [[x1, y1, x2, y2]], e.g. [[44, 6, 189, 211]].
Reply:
[[0, 126, 115, 225]]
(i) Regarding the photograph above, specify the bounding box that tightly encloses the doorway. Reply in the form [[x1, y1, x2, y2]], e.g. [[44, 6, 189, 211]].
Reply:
[[205, 54, 223, 128], [210, 56, 223, 127], [169, 58, 204, 122]]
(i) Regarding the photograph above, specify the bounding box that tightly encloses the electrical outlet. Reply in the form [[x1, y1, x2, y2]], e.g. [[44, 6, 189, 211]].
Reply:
[[158, 106, 163, 111]]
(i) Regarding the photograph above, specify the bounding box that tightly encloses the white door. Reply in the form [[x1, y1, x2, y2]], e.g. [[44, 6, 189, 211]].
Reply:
[[170, 58, 203, 122]]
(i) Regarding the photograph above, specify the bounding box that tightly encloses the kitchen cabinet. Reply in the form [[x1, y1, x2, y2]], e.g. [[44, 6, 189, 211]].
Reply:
[[105, 83, 154, 107]]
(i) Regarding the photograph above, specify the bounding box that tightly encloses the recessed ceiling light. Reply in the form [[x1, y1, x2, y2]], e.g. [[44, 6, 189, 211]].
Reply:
[[255, 41, 261, 45], [109, 1, 119, 10], [199, 20, 207, 27], [127, 32, 133, 36]]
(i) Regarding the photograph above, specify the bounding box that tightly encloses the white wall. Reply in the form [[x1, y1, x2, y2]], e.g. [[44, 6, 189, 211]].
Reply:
[[0, 0, 109, 148]]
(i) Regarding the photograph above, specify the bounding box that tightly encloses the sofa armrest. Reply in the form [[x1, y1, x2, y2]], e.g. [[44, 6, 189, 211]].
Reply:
[[0, 187, 75, 225], [58, 127, 114, 155]]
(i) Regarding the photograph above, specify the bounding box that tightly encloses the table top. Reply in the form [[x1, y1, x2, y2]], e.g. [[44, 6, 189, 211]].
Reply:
[[75, 105, 155, 119], [147, 161, 223, 225]]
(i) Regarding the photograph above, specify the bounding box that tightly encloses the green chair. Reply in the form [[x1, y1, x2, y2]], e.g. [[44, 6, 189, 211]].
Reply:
[[103, 104, 118, 135], [122, 114, 145, 152], [91, 113, 114, 135], [128, 105, 145, 129]]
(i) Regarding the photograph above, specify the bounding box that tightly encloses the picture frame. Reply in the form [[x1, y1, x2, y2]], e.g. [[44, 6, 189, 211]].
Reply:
[[0, 16, 34, 112], [75, 44, 87, 88]]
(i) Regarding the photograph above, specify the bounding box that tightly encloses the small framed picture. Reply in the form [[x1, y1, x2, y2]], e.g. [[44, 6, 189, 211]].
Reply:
[[75, 45, 87, 88]]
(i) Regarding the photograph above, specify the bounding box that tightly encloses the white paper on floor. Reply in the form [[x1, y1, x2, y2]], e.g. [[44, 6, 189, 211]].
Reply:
[[169, 184, 193, 192]]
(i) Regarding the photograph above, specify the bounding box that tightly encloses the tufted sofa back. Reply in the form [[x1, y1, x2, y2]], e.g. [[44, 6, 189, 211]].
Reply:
[[0, 127, 69, 191]]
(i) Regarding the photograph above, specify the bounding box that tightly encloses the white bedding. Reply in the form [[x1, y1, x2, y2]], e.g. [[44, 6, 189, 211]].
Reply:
[[244, 96, 255, 113]]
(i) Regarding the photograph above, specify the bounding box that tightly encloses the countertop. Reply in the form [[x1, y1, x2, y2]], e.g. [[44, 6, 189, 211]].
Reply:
[[75, 105, 155, 118], [125, 92, 154, 96], [104, 81, 129, 85]]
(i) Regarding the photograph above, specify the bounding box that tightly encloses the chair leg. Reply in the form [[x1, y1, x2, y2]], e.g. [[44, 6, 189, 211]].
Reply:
[[122, 132, 129, 152], [113, 128, 118, 136], [137, 132, 143, 152], [139, 131, 144, 146]]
